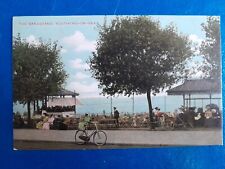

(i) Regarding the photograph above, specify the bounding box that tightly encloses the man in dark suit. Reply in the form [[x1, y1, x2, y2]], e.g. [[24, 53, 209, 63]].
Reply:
[[113, 107, 120, 126]]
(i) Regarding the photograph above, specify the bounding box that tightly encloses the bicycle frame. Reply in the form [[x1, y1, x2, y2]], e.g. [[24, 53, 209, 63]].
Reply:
[[84, 122, 99, 140]]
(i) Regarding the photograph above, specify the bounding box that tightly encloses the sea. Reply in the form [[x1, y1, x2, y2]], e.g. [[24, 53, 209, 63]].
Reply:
[[13, 94, 222, 116]]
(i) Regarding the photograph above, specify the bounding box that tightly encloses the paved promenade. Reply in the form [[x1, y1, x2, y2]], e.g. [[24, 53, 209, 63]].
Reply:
[[14, 129, 222, 146]]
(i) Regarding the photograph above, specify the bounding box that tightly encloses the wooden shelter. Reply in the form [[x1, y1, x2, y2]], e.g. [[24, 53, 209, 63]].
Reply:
[[167, 79, 221, 109], [47, 89, 79, 114]]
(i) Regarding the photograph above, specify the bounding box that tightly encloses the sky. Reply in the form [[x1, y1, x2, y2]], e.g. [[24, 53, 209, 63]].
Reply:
[[13, 15, 210, 98]]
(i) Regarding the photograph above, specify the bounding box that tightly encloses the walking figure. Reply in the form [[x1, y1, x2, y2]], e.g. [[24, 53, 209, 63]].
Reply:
[[113, 107, 120, 127]]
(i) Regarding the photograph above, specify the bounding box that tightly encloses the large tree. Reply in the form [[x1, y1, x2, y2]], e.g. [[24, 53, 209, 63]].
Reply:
[[200, 17, 221, 80], [13, 34, 67, 122], [89, 17, 192, 129]]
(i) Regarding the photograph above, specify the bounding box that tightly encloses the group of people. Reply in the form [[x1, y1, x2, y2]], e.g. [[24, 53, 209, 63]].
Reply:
[[77, 107, 120, 130], [151, 105, 221, 128], [15, 103, 221, 130], [45, 106, 75, 112], [34, 107, 120, 131], [36, 113, 71, 130]]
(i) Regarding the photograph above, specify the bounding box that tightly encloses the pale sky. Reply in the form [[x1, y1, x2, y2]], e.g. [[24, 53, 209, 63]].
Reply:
[[13, 15, 210, 98]]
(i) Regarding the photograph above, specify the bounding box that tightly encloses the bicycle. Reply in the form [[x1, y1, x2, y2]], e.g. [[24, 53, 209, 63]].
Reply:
[[75, 121, 107, 146]]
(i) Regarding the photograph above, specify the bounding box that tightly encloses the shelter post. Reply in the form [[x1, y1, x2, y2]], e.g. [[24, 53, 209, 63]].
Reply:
[[201, 99, 204, 110], [188, 94, 191, 108], [209, 93, 212, 104], [183, 94, 185, 108]]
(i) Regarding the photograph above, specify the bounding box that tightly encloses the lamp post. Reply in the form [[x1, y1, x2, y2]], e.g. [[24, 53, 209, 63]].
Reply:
[[74, 90, 76, 115], [132, 93, 134, 114], [110, 96, 113, 118]]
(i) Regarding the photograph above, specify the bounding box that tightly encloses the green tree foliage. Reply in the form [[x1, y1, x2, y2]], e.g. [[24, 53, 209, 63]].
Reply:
[[200, 17, 221, 80], [89, 17, 192, 128], [13, 34, 67, 121]]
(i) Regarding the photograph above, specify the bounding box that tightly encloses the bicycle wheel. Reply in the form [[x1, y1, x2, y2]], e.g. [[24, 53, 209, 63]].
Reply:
[[93, 130, 107, 146], [75, 130, 87, 145]]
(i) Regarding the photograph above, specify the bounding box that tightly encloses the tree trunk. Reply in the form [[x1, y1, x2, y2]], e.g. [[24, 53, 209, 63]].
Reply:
[[37, 100, 40, 113], [27, 101, 31, 127], [147, 90, 155, 129], [42, 99, 44, 108], [44, 96, 47, 108], [33, 100, 36, 113]]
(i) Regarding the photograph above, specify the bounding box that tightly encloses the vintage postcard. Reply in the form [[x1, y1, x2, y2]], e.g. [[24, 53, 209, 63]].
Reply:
[[13, 15, 222, 150]]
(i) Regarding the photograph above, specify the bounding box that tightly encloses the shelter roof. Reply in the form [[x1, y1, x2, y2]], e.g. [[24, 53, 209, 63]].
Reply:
[[48, 89, 79, 97], [167, 79, 221, 95]]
